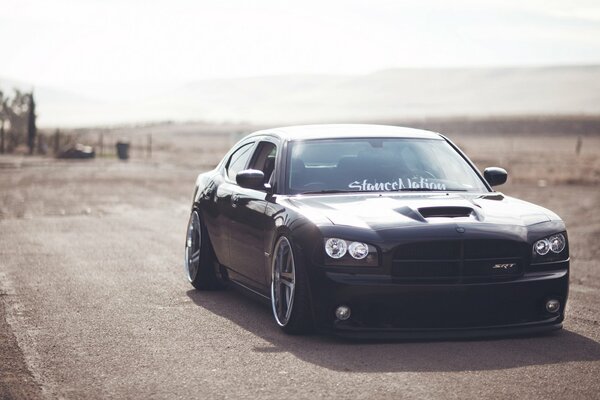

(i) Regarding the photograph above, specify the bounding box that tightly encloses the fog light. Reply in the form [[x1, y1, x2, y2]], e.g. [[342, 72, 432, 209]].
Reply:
[[335, 305, 351, 321], [546, 299, 560, 313]]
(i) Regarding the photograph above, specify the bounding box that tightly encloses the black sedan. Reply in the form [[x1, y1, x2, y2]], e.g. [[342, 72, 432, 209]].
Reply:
[[185, 124, 569, 339]]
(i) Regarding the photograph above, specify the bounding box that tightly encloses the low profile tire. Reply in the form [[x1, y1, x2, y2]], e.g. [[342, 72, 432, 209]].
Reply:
[[185, 210, 222, 290], [271, 235, 313, 334]]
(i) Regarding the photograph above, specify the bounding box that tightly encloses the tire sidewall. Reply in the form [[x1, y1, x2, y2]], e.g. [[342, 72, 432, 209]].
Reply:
[[271, 234, 313, 333], [186, 209, 221, 290]]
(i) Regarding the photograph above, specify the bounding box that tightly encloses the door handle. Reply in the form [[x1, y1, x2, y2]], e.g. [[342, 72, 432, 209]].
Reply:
[[231, 194, 240, 208]]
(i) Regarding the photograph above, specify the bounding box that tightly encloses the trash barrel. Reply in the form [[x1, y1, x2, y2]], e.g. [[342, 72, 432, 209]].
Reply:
[[116, 140, 130, 160]]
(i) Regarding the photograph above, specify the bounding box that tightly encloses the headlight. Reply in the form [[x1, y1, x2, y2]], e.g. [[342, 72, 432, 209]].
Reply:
[[324, 238, 378, 267], [534, 233, 566, 256], [325, 238, 347, 259], [534, 239, 550, 256], [348, 241, 369, 260], [548, 234, 566, 253], [532, 233, 568, 264]]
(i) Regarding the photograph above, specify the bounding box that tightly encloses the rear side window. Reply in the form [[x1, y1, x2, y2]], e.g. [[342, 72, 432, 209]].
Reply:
[[227, 143, 254, 181]]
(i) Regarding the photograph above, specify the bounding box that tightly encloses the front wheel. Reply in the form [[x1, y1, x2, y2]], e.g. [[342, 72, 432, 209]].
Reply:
[[185, 210, 222, 290], [271, 235, 313, 334]]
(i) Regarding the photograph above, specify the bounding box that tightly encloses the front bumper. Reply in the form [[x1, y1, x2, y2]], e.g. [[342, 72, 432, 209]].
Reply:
[[332, 320, 563, 340], [309, 265, 569, 339]]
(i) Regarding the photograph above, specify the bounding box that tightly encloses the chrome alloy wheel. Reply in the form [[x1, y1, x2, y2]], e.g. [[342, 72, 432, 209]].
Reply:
[[185, 211, 201, 282], [271, 236, 296, 327]]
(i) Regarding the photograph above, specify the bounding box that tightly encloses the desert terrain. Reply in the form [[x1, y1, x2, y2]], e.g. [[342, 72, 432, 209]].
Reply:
[[1, 117, 599, 399]]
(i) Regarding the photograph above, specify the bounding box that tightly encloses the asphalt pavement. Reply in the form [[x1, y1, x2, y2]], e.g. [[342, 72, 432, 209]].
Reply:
[[1, 157, 599, 399]]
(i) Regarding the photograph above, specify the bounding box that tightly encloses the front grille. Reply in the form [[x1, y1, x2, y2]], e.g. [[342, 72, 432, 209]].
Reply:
[[394, 261, 460, 278], [463, 239, 523, 259], [392, 240, 527, 281], [394, 241, 460, 260]]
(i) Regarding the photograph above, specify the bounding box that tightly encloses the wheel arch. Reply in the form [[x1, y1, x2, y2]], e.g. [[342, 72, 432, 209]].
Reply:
[[268, 219, 322, 330], [191, 204, 225, 278]]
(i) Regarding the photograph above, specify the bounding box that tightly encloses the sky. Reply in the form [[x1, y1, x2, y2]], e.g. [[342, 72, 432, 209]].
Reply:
[[2, 0, 600, 98]]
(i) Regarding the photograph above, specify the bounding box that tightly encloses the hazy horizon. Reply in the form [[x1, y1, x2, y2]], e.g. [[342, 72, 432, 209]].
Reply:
[[2, 65, 599, 128]]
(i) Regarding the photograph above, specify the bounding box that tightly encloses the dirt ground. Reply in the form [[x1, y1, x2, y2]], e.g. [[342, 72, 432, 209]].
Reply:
[[1, 119, 599, 399]]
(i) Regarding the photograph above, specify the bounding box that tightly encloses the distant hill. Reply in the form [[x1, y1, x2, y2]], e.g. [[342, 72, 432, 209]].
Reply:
[[166, 66, 600, 123], [3, 65, 600, 127]]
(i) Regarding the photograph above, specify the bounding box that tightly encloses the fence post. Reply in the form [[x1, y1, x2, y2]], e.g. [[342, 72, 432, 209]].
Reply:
[[0, 122, 4, 154], [147, 134, 152, 159], [54, 129, 60, 155]]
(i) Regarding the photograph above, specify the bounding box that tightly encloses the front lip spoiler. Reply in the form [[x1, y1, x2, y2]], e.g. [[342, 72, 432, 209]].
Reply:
[[329, 318, 563, 341]]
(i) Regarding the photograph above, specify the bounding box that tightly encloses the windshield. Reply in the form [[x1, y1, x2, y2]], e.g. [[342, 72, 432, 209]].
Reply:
[[287, 138, 488, 194]]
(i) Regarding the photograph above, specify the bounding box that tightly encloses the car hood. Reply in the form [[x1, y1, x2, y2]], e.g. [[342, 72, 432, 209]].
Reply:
[[285, 192, 561, 230]]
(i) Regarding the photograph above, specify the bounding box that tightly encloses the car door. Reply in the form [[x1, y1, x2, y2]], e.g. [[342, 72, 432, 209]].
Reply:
[[227, 139, 279, 291], [209, 140, 256, 269]]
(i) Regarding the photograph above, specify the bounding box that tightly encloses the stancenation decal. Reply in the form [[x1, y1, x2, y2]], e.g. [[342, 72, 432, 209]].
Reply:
[[348, 177, 447, 191]]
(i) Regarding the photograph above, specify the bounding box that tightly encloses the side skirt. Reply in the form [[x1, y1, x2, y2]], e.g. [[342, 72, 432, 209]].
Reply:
[[227, 275, 271, 305]]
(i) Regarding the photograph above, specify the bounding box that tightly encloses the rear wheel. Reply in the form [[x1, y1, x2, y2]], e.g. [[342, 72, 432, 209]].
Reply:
[[185, 210, 222, 290], [271, 235, 313, 334]]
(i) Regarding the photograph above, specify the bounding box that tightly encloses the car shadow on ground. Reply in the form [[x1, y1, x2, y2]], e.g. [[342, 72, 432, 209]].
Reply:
[[186, 288, 600, 373]]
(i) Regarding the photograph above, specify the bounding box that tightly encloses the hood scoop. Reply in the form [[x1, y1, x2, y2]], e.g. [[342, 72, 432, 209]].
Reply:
[[418, 206, 475, 219], [393, 205, 484, 223]]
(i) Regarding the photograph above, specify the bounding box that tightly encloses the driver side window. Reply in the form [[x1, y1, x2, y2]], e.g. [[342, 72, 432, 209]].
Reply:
[[226, 142, 254, 181], [248, 141, 277, 187]]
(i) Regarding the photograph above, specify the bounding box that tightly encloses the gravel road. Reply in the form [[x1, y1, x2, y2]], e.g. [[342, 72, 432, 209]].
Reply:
[[1, 156, 599, 399]]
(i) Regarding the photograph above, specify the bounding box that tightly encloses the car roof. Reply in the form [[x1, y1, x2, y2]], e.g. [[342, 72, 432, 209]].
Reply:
[[246, 124, 444, 141]]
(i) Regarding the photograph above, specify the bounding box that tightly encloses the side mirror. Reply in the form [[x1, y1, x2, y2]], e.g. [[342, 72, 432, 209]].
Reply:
[[236, 169, 265, 189], [483, 167, 508, 187]]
